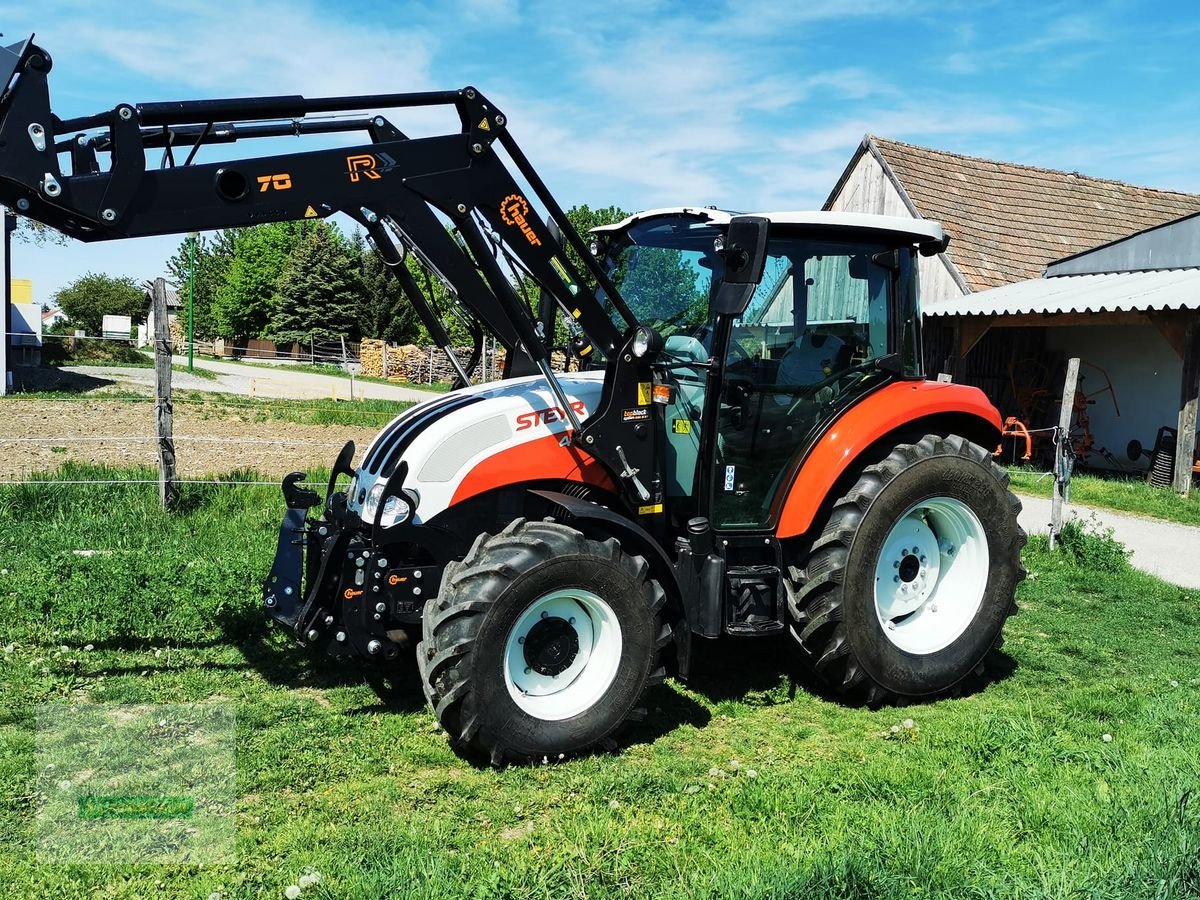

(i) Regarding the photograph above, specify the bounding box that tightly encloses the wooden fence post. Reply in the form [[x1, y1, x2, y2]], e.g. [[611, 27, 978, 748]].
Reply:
[[1049, 357, 1080, 550], [152, 278, 179, 509], [1174, 322, 1198, 495]]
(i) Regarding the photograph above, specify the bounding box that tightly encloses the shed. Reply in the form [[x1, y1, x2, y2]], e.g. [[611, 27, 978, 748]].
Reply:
[[925, 213, 1200, 490]]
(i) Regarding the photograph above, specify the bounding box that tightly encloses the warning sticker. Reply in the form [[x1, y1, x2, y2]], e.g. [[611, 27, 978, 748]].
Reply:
[[622, 407, 650, 422], [652, 384, 671, 405], [637, 382, 652, 405], [724, 465, 736, 491], [303, 205, 319, 218], [672, 419, 692, 435], [549, 256, 575, 287], [637, 503, 664, 516]]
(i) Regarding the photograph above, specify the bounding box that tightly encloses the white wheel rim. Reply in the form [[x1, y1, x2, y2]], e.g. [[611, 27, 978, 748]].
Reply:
[[502, 588, 623, 721], [873, 497, 989, 655]]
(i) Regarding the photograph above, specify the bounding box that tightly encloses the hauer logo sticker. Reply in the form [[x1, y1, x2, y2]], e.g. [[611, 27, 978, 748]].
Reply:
[[500, 193, 542, 247]]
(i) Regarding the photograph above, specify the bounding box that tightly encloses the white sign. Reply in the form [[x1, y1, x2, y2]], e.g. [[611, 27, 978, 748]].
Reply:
[[101, 314, 133, 340]]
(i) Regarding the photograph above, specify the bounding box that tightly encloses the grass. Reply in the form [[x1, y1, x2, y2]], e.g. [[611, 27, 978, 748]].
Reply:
[[1008, 466, 1200, 527], [41, 340, 149, 368], [0, 465, 1198, 898]]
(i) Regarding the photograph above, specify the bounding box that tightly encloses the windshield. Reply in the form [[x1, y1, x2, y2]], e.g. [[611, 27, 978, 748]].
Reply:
[[603, 216, 726, 358]]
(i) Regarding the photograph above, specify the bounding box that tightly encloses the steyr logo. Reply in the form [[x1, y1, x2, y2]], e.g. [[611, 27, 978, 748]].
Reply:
[[515, 401, 587, 431], [346, 152, 397, 183], [256, 173, 292, 192], [499, 193, 542, 247]]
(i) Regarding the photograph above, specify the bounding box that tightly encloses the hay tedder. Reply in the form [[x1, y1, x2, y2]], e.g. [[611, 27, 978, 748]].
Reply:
[[0, 36, 1025, 764]]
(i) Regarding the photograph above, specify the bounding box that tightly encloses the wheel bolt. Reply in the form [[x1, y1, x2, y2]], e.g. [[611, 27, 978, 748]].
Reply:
[[568, 617, 575, 625], [893, 576, 900, 583], [893, 560, 900, 568], [518, 636, 525, 644], [919, 556, 926, 564], [930, 604, 938, 613], [524, 666, 531, 674], [541, 611, 548, 619]]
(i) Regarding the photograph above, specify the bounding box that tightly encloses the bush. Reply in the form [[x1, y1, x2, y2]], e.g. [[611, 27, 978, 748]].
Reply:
[[1056, 513, 1130, 573]]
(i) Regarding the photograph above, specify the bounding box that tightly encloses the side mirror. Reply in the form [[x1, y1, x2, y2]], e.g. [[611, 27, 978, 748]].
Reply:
[[712, 216, 769, 316]]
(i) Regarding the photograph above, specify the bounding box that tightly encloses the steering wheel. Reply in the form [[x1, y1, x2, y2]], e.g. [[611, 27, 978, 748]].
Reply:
[[782, 359, 878, 419]]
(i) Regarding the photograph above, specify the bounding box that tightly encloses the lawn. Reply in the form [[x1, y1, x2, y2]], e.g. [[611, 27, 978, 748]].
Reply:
[[1008, 466, 1200, 527], [0, 468, 1198, 898]]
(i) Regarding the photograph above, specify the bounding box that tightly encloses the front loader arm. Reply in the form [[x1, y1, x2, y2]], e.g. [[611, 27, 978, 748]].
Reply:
[[0, 35, 667, 516], [0, 36, 628, 364]]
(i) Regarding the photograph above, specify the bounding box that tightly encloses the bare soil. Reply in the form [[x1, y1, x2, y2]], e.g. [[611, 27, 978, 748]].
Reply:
[[0, 398, 381, 480]]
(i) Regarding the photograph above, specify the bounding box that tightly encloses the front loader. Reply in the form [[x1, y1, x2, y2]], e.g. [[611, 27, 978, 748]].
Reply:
[[0, 36, 1025, 765]]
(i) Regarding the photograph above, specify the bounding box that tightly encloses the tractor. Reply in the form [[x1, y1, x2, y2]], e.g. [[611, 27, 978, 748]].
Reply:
[[0, 36, 1025, 765]]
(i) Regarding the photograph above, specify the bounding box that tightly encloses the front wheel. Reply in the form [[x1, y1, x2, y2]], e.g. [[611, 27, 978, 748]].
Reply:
[[786, 433, 1025, 704], [417, 519, 671, 765]]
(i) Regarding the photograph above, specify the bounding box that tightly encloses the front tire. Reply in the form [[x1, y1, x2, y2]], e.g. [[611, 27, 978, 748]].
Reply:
[[417, 519, 670, 765], [786, 434, 1025, 704]]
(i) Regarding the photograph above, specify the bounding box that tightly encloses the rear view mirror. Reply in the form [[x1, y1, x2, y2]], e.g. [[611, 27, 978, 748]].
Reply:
[[712, 216, 769, 316], [721, 216, 769, 284]]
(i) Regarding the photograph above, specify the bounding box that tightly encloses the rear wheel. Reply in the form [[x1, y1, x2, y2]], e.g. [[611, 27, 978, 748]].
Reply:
[[417, 519, 671, 765], [786, 434, 1025, 703]]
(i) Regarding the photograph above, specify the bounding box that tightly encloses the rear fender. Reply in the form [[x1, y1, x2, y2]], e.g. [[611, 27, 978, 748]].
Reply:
[[776, 381, 1002, 539]]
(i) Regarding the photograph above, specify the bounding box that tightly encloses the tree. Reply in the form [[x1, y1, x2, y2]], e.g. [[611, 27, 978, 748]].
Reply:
[[210, 221, 315, 338], [269, 222, 363, 342], [51, 273, 144, 335], [164, 230, 236, 340], [8, 212, 67, 246], [355, 232, 424, 344]]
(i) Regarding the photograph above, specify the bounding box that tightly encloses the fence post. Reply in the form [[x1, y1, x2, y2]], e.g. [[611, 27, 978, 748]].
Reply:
[[1049, 357, 1080, 550], [1174, 322, 1198, 495], [152, 278, 179, 510]]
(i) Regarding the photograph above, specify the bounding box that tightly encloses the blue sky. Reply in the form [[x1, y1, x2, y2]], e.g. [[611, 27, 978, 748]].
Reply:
[[5, 0, 1200, 307]]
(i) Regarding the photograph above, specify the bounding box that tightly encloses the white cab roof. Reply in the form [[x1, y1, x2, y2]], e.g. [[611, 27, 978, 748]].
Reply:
[[591, 206, 945, 246]]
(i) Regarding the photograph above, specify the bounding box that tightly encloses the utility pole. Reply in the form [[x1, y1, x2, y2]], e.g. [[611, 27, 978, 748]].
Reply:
[[187, 231, 198, 372]]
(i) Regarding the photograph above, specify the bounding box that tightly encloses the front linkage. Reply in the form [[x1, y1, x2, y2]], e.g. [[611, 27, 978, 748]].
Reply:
[[261, 443, 465, 661]]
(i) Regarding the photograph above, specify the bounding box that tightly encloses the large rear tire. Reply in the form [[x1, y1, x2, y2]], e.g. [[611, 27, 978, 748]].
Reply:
[[786, 434, 1025, 704], [417, 519, 671, 765]]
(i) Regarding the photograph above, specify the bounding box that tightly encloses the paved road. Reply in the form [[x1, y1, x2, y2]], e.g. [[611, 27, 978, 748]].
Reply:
[[1017, 494, 1200, 590], [61, 357, 438, 404]]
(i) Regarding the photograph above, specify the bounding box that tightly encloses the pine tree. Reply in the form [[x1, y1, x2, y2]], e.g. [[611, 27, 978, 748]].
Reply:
[[269, 222, 363, 342]]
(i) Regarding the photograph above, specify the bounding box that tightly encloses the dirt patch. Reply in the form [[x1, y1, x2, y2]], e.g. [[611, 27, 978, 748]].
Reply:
[[0, 398, 382, 479]]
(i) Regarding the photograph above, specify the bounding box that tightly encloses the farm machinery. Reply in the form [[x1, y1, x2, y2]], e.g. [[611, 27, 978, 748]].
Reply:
[[0, 36, 1025, 764]]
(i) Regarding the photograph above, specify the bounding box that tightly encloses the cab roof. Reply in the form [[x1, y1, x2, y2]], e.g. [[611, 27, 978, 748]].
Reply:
[[591, 206, 947, 251]]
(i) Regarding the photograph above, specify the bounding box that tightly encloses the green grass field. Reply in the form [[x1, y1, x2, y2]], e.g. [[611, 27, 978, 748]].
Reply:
[[1008, 467, 1200, 527], [0, 467, 1198, 898]]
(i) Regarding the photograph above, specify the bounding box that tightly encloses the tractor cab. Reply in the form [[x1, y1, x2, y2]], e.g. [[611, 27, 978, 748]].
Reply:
[[592, 209, 946, 531]]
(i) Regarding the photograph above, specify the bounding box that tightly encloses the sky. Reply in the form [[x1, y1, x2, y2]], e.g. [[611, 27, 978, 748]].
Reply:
[[4, 0, 1200, 307]]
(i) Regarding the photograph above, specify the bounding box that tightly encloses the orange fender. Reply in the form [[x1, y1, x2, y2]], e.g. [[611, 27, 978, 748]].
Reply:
[[775, 381, 1002, 538], [451, 433, 617, 504]]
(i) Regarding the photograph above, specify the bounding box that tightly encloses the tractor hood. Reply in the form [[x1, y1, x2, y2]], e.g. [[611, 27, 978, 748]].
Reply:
[[347, 371, 610, 526]]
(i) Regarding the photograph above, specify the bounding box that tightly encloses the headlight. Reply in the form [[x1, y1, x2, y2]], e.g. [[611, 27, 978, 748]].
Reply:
[[362, 483, 385, 522], [379, 493, 413, 528], [631, 325, 662, 358], [362, 483, 418, 528]]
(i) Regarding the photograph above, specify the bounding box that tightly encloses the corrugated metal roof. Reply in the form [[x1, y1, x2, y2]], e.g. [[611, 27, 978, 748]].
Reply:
[[923, 268, 1200, 317]]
